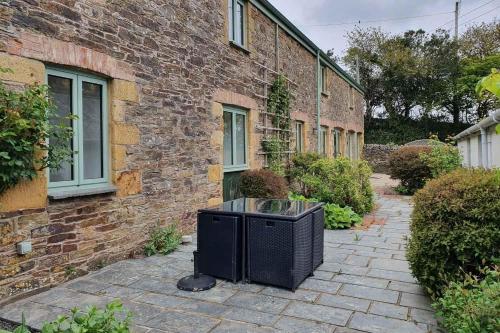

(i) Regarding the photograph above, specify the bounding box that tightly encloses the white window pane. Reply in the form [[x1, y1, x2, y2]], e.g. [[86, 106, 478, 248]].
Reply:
[[235, 2, 243, 44], [48, 75, 73, 182], [235, 113, 246, 165], [228, 0, 233, 40], [82, 82, 103, 179], [223, 112, 233, 166]]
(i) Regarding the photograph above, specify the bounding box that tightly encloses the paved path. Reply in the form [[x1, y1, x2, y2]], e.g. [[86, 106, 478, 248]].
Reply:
[[0, 193, 437, 333]]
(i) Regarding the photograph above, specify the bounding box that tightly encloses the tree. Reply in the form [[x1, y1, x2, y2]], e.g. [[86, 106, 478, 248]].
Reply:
[[460, 21, 500, 59]]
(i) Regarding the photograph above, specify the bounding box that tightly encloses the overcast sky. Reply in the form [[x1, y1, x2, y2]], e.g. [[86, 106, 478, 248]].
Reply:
[[267, 0, 499, 58]]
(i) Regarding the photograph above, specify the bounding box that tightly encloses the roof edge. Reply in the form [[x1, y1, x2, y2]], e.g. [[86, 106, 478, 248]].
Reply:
[[453, 109, 500, 140], [250, 0, 365, 94]]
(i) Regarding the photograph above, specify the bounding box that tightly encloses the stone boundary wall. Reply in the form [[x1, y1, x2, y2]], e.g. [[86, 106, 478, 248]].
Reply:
[[363, 144, 400, 174]]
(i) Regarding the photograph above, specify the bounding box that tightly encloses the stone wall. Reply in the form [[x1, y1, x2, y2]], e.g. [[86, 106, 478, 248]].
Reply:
[[0, 0, 364, 301], [363, 144, 400, 174]]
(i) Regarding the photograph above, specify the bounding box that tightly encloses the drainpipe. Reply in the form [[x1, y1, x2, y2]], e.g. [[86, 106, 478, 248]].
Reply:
[[480, 127, 488, 168], [316, 50, 321, 153]]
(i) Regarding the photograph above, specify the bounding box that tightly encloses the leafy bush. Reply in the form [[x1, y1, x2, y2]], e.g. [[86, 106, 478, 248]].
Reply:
[[0, 74, 74, 194], [324, 203, 362, 229], [292, 157, 373, 215], [240, 169, 288, 199], [434, 268, 500, 333], [144, 223, 182, 256], [7, 301, 131, 333], [420, 140, 462, 178], [288, 152, 321, 195], [388, 146, 432, 193], [407, 168, 500, 297]]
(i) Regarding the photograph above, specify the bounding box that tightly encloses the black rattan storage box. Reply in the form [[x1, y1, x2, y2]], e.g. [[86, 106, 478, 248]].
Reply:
[[246, 214, 313, 291], [312, 207, 325, 270], [197, 213, 243, 282]]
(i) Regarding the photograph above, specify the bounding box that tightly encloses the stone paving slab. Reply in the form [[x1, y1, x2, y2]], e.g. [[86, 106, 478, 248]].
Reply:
[[0, 187, 438, 333]]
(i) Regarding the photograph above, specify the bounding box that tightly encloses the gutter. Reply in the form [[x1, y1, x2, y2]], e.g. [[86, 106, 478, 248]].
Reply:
[[453, 109, 500, 141], [250, 0, 365, 94]]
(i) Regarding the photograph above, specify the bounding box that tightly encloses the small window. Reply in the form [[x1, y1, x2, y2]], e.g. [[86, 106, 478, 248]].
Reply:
[[47, 68, 108, 191], [223, 106, 248, 171], [346, 131, 352, 159], [321, 66, 327, 93], [332, 128, 341, 157], [228, 0, 246, 47], [295, 121, 304, 153], [319, 126, 327, 156], [349, 86, 354, 109]]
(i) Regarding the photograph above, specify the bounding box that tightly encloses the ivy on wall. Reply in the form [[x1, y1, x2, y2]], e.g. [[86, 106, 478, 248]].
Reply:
[[262, 74, 292, 175], [0, 68, 75, 194]]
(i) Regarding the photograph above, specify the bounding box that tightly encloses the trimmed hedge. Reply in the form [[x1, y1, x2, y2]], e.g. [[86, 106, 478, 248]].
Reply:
[[407, 168, 500, 297], [240, 169, 288, 199], [389, 146, 432, 193]]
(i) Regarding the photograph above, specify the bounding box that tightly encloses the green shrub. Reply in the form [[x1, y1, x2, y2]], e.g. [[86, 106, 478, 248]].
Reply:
[[434, 268, 500, 333], [0, 76, 74, 194], [388, 146, 432, 193], [420, 141, 462, 178], [289, 152, 321, 195], [324, 203, 362, 229], [294, 157, 373, 215], [407, 168, 500, 297], [144, 223, 182, 256], [240, 169, 288, 199]]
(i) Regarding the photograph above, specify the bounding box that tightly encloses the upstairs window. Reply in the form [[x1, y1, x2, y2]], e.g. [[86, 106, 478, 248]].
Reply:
[[295, 121, 304, 153], [47, 68, 109, 191], [321, 66, 327, 93], [228, 0, 246, 47], [349, 86, 354, 109]]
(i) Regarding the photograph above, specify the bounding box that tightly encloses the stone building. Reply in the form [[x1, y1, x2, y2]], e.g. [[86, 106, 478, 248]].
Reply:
[[0, 0, 364, 301]]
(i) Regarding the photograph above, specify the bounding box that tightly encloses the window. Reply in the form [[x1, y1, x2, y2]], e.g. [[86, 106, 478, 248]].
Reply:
[[332, 128, 341, 157], [346, 131, 353, 159], [321, 66, 327, 93], [319, 126, 327, 156], [295, 121, 304, 153], [223, 106, 247, 171], [349, 86, 354, 109], [47, 68, 108, 191], [228, 0, 246, 47]]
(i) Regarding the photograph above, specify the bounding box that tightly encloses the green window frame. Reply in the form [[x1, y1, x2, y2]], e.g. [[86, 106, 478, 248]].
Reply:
[[223, 106, 248, 172], [46, 68, 109, 192], [321, 66, 327, 93], [319, 126, 327, 156], [228, 0, 246, 47], [295, 121, 304, 153]]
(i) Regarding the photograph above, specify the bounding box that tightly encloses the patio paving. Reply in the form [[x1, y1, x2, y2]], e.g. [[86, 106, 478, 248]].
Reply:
[[0, 188, 438, 332]]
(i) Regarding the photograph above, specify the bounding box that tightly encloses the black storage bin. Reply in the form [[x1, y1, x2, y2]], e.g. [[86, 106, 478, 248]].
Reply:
[[247, 214, 313, 291], [312, 208, 325, 270], [197, 213, 242, 282]]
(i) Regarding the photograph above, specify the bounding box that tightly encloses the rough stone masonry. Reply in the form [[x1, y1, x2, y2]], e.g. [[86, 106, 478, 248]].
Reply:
[[0, 0, 364, 301]]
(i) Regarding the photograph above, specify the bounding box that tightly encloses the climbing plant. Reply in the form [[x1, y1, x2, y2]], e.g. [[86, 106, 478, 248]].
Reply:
[[262, 74, 292, 175], [0, 68, 75, 194]]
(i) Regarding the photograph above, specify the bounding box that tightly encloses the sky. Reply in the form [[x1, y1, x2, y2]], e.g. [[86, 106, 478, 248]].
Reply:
[[267, 0, 499, 59]]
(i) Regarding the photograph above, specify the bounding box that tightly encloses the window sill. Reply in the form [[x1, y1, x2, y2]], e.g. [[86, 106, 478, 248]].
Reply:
[[48, 184, 117, 200], [229, 41, 250, 54], [321, 91, 330, 97]]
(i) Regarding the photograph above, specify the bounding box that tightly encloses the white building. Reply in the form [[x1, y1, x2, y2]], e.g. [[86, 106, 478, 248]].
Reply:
[[454, 110, 500, 169]]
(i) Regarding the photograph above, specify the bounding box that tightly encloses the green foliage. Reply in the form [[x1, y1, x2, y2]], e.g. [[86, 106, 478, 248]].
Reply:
[[388, 146, 432, 194], [324, 203, 362, 229], [264, 75, 292, 175], [289, 152, 321, 195], [290, 156, 373, 215], [476, 68, 500, 99], [433, 268, 500, 333], [39, 300, 131, 333], [262, 137, 286, 176], [144, 223, 182, 256], [240, 169, 288, 199], [12, 314, 29, 333], [364, 117, 468, 145], [0, 76, 74, 194], [288, 193, 318, 203], [419, 140, 462, 178], [407, 169, 500, 298]]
